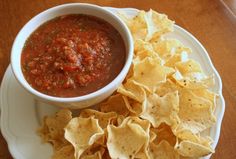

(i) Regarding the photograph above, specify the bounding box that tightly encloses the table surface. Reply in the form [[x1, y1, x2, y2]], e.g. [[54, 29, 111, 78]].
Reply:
[[0, 0, 235, 159]]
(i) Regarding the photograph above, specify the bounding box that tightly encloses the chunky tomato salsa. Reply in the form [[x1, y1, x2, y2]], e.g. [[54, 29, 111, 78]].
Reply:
[[21, 14, 126, 97]]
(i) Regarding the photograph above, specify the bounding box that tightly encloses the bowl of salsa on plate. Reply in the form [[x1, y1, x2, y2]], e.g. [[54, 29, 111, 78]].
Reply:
[[11, 3, 133, 108]]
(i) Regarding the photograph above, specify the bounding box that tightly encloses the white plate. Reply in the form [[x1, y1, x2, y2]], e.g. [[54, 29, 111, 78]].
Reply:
[[0, 7, 225, 159]]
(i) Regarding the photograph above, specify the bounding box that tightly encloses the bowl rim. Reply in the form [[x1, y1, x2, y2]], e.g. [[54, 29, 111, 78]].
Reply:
[[10, 3, 134, 102]]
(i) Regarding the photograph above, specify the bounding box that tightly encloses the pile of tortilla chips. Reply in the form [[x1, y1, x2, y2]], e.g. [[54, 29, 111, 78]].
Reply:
[[38, 9, 217, 159]]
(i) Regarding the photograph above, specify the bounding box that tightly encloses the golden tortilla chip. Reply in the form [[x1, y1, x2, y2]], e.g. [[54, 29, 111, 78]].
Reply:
[[107, 119, 148, 159], [134, 39, 163, 63], [144, 9, 174, 41], [176, 77, 214, 90], [177, 90, 216, 134], [79, 109, 117, 129], [192, 89, 217, 111], [129, 11, 148, 41], [175, 140, 214, 158], [152, 39, 191, 61], [123, 117, 150, 134], [123, 96, 145, 115], [172, 72, 215, 90], [164, 51, 189, 68], [99, 94, 130, 116], [64, 117, 104, 158], [120, 9, 173, 41], [125, 117, 151, 159], [141, 91, 180, 128], [149, 140, 180, 159], [38, 109, 72, 150], [174, 130, 213, 148], [134, 39, 153, 53], [155, 79, 180, 97], [117, 79, 147, 103], [132, 57, 174, 92], [175, 59, 203, 75]]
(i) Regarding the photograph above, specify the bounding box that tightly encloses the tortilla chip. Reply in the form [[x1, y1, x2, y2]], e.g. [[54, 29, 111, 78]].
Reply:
[[152, 39, 191, 61], [123, 117, 150, 134], [107, 119, 148, 159], [132, 57, 174, 92], [175, 59, 203, 75], [177, 90, 216, 134], [79, 109, 117, 129], [165, 51, 189, 68], [117, 79, 147, 103], [172, 72, 215, 90], [141, 91, 180, 128], [174, 130, 213, 148], [192, 89, 217, 111], [144, 9, 174, 41], [175, 140, 214, 158], [149, 140, 179, 159], [99, 94, 129, 116], [134, 40, 164, 65], [125, 117, 151, 159], [120, 9, 173, 41], [134, 39, 152, 53], [64, 117, 104, 158], [38, 109, 72, 150], [156, 79, 180, 97]]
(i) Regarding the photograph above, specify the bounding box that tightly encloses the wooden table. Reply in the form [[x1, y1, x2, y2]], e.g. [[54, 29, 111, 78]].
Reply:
[[0, 0, 235, 158]]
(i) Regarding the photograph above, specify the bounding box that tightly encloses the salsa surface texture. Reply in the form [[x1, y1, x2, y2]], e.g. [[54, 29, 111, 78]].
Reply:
[[21, 14, 126, 97]]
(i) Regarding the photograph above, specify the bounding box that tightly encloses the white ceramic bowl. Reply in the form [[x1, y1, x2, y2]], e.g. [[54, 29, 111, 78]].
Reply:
[[11, 3, 134, 109]]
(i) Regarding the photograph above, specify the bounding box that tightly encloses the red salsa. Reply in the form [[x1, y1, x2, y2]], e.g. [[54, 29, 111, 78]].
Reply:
[[21, 14, 126, 97]]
